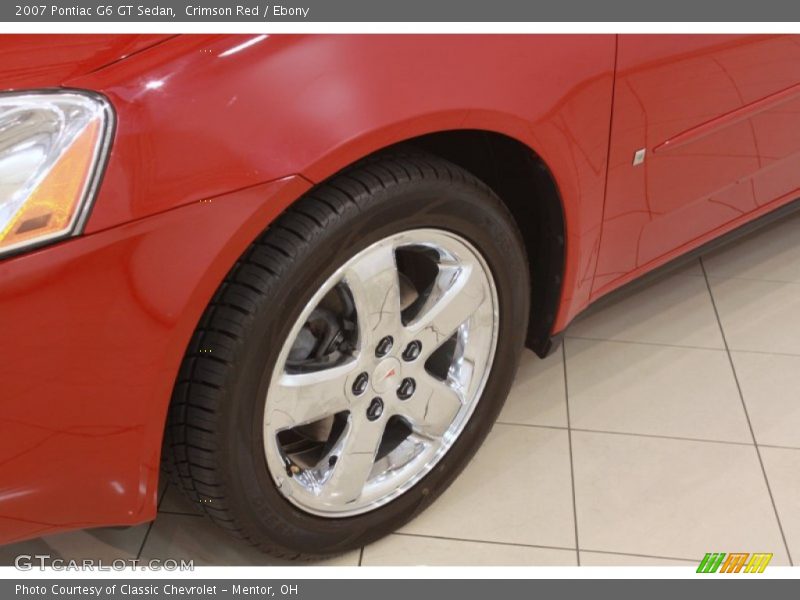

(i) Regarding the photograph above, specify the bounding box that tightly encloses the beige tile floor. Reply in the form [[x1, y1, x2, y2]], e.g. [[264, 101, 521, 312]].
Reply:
[[3, 213, 800, 567]]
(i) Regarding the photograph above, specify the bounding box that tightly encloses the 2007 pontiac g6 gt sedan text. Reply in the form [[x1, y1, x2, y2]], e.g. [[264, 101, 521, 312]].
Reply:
[[2, 34, 800, 557]]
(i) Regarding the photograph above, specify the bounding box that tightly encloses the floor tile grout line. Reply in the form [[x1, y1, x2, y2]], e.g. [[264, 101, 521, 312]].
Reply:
[[393, 532, 699, 563], [135, 522, 155, 561], [157, 482, 170, 508], [562, 341, 581, 566], [494, 421, 568, 431], [725, 348, 800, 359], [580, 548, 699, 563], [565, 335, 726, 353], [704, 274, 800, 286], [760, 443, 800, 452], [392, 531, 576, 553], [571, 427, 752, 448], [495, 421, 758, 448], [700, 256, 794, 566], [565, 334, 800, 359], [135, 480, 173, 561]]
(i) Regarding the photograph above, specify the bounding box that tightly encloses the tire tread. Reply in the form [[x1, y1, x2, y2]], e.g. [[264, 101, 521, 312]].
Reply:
[[162, 152, 502, 558]]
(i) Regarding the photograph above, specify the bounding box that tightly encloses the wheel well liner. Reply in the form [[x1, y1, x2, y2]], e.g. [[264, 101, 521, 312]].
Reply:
[[403, 130, 566, 357]]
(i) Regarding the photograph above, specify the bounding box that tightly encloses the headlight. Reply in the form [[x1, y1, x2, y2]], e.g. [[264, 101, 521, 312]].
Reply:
[[0, 91, 113, 258]]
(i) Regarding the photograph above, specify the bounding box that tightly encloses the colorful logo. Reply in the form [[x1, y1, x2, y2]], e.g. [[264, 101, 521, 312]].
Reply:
[[696, 552, 773, 573]]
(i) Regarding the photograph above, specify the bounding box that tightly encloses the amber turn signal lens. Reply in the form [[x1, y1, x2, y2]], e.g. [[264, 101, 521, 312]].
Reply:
[[0, 93, 111, 258], [0, 120, 100, 251]]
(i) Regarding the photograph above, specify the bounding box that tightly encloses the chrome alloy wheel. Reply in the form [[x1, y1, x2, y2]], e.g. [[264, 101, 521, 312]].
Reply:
[[263, 229, 499, 517]]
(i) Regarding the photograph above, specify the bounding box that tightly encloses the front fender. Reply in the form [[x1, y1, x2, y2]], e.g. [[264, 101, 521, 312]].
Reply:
[[0, 175, 309, 543], [70, 34, 615, 323]]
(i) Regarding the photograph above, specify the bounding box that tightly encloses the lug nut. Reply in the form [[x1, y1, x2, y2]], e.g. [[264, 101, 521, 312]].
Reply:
[[366, 398, 384, 421], [352, 372, 369, 395], [375, 335, 394, 357], [397, 377, 416, 400], [402, 340, 422, 362]]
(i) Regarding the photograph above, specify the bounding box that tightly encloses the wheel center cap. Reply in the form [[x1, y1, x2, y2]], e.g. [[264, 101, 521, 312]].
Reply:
[[371, 357, 402, 394]]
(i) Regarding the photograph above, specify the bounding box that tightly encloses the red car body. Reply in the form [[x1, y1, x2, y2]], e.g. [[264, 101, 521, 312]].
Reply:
[[2, 34, 800, 544]]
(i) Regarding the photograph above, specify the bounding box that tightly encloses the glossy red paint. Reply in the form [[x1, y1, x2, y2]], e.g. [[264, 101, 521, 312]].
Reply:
[[68, 34, 616, 323], [1, 34, 800, 544], [593, 34, 800, 296], [0, 175, 309, 543], [0, 34, 173, 89]]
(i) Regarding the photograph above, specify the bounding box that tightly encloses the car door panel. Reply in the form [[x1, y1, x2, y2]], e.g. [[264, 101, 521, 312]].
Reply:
[[593, 34, 800, 294]]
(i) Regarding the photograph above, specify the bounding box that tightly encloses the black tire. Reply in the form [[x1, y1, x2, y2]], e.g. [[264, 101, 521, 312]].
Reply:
[[162, 152, 530, 558]]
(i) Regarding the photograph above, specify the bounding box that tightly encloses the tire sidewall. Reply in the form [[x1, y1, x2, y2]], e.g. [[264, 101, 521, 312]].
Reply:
[[220, 175, 529, 554]]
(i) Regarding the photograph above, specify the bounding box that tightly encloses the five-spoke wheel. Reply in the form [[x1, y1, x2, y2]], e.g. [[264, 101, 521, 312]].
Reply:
[[163, 153, 528, 556], [264, 230, 498, 516]]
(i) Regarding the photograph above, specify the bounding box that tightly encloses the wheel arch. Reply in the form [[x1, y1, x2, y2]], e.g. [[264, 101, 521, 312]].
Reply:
[[74, 34, 613, 334], [240, 123, 568, 356], [340, 129, 566, 356], [406, 130, 566, 357], [293, 126, 567, 357]]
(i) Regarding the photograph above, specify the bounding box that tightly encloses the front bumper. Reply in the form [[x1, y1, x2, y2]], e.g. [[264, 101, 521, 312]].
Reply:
[[0, 175, 309, 544]]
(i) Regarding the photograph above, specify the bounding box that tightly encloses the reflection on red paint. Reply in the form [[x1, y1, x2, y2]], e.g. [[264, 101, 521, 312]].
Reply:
[[2, 34, 800, 545]]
